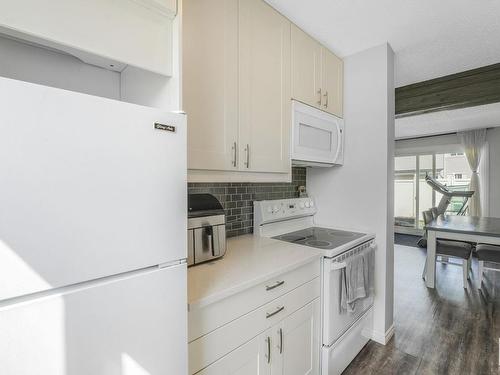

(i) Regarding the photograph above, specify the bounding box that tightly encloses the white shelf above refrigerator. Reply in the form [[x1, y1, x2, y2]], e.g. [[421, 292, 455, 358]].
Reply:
[[0, 0, 176, 76]]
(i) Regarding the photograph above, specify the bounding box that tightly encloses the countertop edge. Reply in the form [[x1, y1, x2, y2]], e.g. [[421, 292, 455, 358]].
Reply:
[[188, 253, 321, 311]]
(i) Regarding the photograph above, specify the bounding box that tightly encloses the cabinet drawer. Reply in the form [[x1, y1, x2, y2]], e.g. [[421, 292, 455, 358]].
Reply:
[[189, 277, 320, 374], [189, 258, 320, 342]]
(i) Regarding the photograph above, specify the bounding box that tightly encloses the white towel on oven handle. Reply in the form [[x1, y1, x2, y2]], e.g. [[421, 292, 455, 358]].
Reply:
[[339, 243, 376, 313]]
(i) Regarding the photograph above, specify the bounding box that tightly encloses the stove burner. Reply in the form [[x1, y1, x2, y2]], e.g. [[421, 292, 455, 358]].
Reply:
[[280, 234, 307, 242], [305, 240, 332, 248], [328, 230, 356, 238]]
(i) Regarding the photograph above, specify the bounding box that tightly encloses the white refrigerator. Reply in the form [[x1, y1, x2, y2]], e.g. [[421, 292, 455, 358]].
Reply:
[[0, 77, 187, 374]]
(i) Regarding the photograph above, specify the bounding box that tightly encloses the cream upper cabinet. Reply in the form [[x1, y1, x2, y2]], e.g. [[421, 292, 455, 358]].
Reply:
[[238, 0, 291, 173], [184, 0, 291, 177], [291, 25, 344, 117], [291, 25, 322, 109], [321, 48, 344, 117], [183, 0, 238, 171], [183, 0, 343, 179]]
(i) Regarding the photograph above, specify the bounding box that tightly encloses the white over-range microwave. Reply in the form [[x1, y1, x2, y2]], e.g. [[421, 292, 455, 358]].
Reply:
[[292, 100, 344, 167]]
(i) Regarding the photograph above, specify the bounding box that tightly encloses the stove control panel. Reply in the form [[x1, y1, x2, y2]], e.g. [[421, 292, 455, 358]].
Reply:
[[254, 198, 317, 227]]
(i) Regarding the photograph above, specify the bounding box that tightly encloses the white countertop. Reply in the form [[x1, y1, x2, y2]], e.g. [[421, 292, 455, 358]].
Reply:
[[188, 234, 322, 310]]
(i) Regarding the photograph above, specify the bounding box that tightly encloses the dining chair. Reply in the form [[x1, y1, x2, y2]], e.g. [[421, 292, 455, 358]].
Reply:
[[476, 244, 500, 289], [421, 210, 473, 288]]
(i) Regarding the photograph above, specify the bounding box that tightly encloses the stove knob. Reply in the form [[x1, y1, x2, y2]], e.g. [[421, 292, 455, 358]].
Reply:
[[305, 201, 310, 208], [299, 202, 305, 209], [273, 205, 279, 213], [310, 200, 314, 207]]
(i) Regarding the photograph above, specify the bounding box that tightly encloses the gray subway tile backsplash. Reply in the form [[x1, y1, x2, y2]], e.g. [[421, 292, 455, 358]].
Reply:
[[188, 167, 306, 237]]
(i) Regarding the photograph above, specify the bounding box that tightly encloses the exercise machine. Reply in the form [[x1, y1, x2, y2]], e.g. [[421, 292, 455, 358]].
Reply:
[[425, 175, 474, 216]]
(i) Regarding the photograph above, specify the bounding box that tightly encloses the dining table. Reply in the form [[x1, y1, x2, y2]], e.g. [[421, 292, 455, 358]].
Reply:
[[424, 215, 500, 288]]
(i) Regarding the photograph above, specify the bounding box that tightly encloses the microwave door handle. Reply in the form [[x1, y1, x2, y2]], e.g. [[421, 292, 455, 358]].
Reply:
[[332, 123, 342, 163]]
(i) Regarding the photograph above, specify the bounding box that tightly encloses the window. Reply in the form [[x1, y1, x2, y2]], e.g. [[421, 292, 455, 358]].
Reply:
[[394, 152, 472, 234]]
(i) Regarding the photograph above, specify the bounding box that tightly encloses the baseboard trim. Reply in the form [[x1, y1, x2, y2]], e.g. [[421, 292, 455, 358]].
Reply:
[[371, 324, 395, 345]]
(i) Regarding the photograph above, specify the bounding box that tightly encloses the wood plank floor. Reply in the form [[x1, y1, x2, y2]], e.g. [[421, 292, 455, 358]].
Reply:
[[343, 244, 500, 375]]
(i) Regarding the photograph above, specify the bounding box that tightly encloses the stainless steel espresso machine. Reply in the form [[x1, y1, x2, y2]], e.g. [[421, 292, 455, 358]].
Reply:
[[187, 194, 227, 266]]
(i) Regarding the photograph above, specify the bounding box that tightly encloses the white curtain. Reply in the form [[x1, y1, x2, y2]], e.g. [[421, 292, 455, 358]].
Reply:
[[459, 129, 487, 216], [479, 140, 490, 216]]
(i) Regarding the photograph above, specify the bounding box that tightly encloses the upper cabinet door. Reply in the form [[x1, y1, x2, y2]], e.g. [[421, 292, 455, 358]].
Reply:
[[291, 25, 322, 109], [321, 48, 344, 117], [238, 0, 291, 173], [183, 0, 239, 171]]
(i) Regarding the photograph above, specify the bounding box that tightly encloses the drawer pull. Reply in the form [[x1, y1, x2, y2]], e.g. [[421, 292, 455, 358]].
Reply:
[[266, 306, 285, 319], [265, 280, 285, 291], [278, 328, 283, 354], [265, 336, 271, 363]]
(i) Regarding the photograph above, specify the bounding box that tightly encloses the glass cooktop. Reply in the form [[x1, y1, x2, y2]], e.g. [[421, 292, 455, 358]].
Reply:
[[272, 227, 366, 249]]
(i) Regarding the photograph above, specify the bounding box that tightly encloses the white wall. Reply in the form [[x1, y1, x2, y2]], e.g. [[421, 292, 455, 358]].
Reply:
[[488, 127, 500, 217], [307, 43, 395, 344], [0, 36, 120, 100]]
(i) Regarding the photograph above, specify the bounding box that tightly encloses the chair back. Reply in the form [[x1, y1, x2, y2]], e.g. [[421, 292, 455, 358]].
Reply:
[[423, 210, 434, 226], [421, 210, 434, 241], [430, 207, 439, 219]]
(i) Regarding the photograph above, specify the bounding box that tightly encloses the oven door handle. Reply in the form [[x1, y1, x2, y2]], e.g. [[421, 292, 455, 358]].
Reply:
[[330, 242, 377, 271], [331, 261, 346, 271]]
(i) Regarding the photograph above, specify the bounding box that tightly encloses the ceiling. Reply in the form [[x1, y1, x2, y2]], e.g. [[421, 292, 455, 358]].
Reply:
[[265, 0, 500, 87], [396, 102, 500, 139]]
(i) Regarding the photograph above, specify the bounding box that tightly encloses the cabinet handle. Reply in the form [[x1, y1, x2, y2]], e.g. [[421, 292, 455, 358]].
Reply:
[[265, 280, 285, 291], [317, 88, 322, 106], [245, 144, 250, 168], [266, 336, 271, 363], [232, 142, 237, 167], [278, 328, 283, 354], [323, 91, 329, 108], [266, 306, 285, 319]]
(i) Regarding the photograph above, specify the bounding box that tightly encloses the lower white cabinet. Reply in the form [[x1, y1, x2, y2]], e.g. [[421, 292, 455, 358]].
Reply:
[[279, 300, 320, 375], [197, 334, 269, 375], [192, 298, 320, 375], [267, 299, 320, 375], [189, 260, 321, 374]]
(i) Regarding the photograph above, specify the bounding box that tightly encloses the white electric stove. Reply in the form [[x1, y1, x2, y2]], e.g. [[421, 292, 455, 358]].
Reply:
[[254, 197, 376, 375]]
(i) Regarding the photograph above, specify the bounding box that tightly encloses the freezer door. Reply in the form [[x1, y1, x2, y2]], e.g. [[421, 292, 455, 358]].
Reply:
[[0, 264, 187, 375], [0, 77, 187, 301]]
